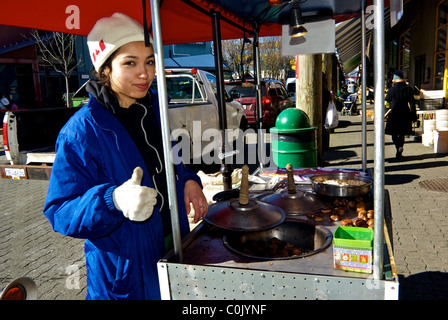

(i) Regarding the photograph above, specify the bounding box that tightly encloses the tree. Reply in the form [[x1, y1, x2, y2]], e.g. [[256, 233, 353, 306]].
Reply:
[[31, 30, 80, 108], [259, 36, 292, 81], [222, 36, 292, 81], [222, 38, 253, 79]]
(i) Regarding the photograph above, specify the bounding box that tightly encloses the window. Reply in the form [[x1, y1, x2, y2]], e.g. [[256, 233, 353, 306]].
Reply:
[[205, 73, 217, 95], [151, 76, 203, 102], [224, 81, 266, 98], [434, 0, 448, 90]]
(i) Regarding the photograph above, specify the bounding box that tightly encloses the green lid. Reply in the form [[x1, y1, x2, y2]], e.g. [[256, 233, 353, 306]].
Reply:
[[333, 226, 374, 248], [273, 108, 315, 133]]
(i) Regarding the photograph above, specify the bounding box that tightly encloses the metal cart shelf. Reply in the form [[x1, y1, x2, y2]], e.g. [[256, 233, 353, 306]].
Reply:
[[158, 189, 398, 300]]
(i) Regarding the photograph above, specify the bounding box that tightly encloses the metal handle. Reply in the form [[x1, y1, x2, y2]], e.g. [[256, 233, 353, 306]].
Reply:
[[239, 165, 249, 205], [286, 164, 296, 194]]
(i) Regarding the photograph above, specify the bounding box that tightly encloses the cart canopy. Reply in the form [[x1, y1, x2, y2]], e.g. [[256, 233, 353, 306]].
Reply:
[[1, 0, 385, 44]]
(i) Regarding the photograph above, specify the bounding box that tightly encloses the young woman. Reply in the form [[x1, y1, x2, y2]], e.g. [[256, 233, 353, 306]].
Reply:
[[43, 12, 208, 300]]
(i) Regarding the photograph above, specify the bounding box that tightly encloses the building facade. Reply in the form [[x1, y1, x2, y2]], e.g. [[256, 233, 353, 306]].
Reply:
[[385, 0, 448, 95]]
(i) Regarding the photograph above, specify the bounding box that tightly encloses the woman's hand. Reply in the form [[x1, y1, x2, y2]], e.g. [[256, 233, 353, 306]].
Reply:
[[184, 180, 208, 223]]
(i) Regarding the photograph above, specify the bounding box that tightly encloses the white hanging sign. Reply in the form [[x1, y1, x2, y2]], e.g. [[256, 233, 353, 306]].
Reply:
[[281, 19, 336, 56]]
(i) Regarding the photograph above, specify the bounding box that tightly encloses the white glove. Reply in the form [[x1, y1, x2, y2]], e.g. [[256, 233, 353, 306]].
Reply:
[[112, 167, 158, 222]]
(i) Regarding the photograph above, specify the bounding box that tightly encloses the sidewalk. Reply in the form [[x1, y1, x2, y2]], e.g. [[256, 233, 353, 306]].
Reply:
[[322, 104, 448, 299]]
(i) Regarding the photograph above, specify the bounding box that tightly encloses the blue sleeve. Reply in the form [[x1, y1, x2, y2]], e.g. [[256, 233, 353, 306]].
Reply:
[[43, 131, 124, 239], [181, 164, 203, 188]]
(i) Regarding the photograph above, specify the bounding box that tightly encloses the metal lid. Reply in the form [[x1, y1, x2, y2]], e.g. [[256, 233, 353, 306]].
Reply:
[[203, 165, 286, 232], [257, 164, 324, 215], [272, 108, 316, 133], [204, 198, 286, 232], [258, 189, 324, 215]]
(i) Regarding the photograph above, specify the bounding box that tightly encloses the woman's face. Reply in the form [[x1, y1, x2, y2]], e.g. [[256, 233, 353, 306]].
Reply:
[[105, 41, 155, 108]]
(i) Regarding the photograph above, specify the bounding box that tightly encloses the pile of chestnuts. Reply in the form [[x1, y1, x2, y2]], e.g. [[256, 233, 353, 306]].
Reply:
[[307, 197, 374, 229]]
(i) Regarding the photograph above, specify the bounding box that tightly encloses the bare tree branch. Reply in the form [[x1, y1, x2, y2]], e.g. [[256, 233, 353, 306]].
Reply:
[[223, 36, 292, 81], [31, 30, 81, 107]]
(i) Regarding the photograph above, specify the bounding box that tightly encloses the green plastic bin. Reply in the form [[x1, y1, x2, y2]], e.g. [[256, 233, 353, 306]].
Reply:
[[270, 108, 317, 168], [333, 226, 374, 273]]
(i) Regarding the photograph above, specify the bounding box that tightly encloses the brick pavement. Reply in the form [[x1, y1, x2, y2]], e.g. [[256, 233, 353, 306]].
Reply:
[[322, 108, 448, 299], [0, 178, 86, 300]]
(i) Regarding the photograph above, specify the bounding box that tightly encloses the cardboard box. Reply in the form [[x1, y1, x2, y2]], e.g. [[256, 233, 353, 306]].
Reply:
[[434, 130, 448, 153], [333, 226, 374, 273]]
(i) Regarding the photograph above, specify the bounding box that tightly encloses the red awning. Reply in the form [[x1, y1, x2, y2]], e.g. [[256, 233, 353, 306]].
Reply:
[[0, 0, 384, 44]]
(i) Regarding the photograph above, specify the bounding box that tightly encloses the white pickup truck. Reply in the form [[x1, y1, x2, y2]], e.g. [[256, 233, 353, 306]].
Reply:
[[1, 68, 247, 180]]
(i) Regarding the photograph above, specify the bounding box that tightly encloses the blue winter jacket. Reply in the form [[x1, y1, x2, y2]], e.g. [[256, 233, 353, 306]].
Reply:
[[43, 91, 199, 300]]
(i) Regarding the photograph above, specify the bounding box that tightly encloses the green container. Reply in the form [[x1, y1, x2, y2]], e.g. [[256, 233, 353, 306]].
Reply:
[[270, 108, 317, 168], [333, 226, 374, 273]]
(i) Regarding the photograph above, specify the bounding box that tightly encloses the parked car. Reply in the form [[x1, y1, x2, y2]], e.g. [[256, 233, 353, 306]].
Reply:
[[70, 80, 90, 107], [225, 79, 294, 129], [286, 78, 296, 105]]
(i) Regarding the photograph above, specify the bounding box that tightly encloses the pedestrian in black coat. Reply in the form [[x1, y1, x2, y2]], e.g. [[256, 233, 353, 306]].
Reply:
[[385, 70, 417, 160]]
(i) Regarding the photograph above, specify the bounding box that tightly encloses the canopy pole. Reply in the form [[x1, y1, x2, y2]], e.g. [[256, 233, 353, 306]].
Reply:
[[211, 10, 233, 190], [373, 0, 385, 280], [150, 0, 183, 262], [252, 23, 266, 172], [361, 1, 367, 172]]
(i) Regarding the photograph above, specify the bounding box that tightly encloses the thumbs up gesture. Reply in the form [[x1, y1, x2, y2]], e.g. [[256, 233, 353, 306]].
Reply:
[[112, 167, 158, 222]]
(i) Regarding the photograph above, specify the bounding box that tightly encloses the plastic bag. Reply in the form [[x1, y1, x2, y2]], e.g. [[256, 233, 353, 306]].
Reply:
[[324, 101, 339, 129]]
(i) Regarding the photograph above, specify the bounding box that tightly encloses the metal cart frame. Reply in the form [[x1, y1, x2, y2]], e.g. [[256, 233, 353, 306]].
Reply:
[[150, 0, 396, 299]]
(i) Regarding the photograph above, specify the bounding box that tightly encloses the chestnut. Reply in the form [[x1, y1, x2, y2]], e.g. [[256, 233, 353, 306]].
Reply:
[[358, 210, 367, 220], [353, 218, 367, 227], [335, 207, 346, 216], [321, 206, 333, 215], [356, 202, 366, 213], [330, 214, 341, 222]]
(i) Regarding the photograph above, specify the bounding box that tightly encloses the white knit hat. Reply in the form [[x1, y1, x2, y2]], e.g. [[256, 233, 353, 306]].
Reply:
[[87, 12, 153, 72]]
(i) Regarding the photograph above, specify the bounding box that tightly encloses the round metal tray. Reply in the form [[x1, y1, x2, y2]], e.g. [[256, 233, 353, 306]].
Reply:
[[223, 219, 332, 260], [309, 172, 373, 198]]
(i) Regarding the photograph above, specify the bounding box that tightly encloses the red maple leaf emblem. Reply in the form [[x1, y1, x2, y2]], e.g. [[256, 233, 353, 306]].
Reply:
[[99, 39, 106, 51]]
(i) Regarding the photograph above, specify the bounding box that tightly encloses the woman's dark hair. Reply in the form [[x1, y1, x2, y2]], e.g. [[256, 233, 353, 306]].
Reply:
[[92, 50, 119, 87]]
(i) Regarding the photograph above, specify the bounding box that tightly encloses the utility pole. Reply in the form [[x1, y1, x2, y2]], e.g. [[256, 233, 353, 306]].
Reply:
[[296, 54, 323, 161]]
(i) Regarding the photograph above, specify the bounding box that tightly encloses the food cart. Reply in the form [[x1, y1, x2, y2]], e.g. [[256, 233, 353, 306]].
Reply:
[[1, 0, 398, 300], [158, 215, 397, 300], [157, 165, 398, 300], [151, 0, 398, 300]]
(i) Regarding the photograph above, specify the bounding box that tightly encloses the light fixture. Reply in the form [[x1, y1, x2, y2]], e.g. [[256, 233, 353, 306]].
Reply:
[[289, 1, 308, 38]]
